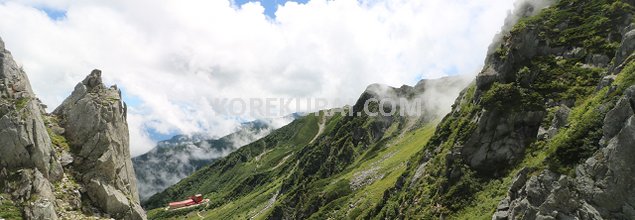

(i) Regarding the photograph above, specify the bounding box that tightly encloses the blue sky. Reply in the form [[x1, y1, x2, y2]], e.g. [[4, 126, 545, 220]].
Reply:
[[37, 0, 309, 20], [38, 7, 66, 20], [234, 0, 309, 18]]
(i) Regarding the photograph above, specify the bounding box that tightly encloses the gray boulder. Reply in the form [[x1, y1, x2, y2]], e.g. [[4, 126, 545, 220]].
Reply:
[[586, 54, 611, 68], [564, 47, 587, 59], [538, 105, 571, 140], [613, 25, 635, 71], [600, 86, 635, 146], [597, 75, 617, 91], [22, 169, 58, 220], [493, 169, 603, 220]]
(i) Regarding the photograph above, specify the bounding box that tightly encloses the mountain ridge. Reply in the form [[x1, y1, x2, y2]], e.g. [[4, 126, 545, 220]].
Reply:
[[132, 115, 298, 201], [143, 76, 469, 219]]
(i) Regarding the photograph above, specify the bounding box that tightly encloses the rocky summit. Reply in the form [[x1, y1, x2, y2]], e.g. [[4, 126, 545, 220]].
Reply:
[[0, 36, 145, 219], [53, 70, 145, 219]]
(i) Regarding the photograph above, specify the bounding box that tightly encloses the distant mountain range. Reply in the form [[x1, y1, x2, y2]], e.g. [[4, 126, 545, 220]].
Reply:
[[132, 114, 300, 201]]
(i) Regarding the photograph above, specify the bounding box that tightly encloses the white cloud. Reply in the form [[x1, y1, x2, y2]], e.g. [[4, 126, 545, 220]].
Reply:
[[0, 0, 515, 156]]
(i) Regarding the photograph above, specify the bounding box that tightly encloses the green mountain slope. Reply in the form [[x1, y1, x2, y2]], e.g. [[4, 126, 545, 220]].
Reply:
[[371, 0, 635, 219], [144, 77, 467, 219], [143, 113, 321, 212], [133, 116, 297, 202]]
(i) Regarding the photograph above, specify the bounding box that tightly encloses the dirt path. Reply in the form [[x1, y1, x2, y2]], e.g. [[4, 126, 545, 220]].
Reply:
[[310, 114, 326, 144], [269, 153, 293, 171], [249, 191, 279, 220]]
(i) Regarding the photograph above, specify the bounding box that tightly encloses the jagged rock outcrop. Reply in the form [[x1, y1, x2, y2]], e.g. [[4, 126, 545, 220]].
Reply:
[[477, 1, 557, 89], [53, 70, 145, 220], [371, 0, 634, 219], [493, 69, 635, 220], [0, 36, 61, 220], [537, 105, 571, 140], [460, 0, 632, 175], [454, 1, 571, 175], [492, 169, 603, 220], [494, 95, 635, 219], [612, 24, 635, 72], [1, 35, 145, 219], [0, 37, 62, 181], [492, 9, 635, 216]]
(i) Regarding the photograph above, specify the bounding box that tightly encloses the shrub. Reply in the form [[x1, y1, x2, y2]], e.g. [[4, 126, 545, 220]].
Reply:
[[482, 82, 544, 112], [481, 83, 522, 111]]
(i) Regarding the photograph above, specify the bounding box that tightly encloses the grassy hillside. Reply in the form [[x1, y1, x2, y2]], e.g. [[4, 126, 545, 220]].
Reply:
[[132, 118, 290, 201], [144, 113, 320, 211], [144, 79, 449, 219]]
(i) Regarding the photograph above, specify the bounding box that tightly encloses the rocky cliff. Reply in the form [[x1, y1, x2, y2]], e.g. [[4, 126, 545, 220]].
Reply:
[[371, 0, 635, 219], [0, 36, 61, 220], [493, 24, 635, 220], [0, 36, 146, 219]]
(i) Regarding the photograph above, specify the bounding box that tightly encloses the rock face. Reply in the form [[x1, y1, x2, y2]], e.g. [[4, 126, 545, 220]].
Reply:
[[462, 110, 544, 175], [370, 0, 634, 219], [493, 67, 635, 220], [613, 25, 635, 72], [0, 36, 60, 219], [494, 94, 635, 219], [457, 2, 558, 175], [0, 37, 61, 180], [490, 11, 635, 217], [1, 36, 145, 220], [53, 70, 145, 220]]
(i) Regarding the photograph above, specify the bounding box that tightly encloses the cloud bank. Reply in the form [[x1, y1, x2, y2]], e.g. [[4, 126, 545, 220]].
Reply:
[[0, 0, 515, 156]]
